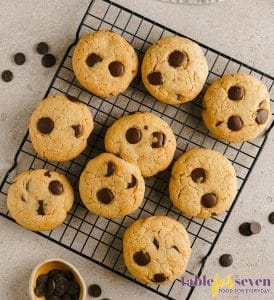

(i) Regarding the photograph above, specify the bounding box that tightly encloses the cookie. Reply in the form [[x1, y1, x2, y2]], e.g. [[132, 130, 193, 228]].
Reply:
[[7, 169, 74, 231], [79, 153, 145, 218], [141, 36, 208, 105], [29, 94, 94, 162], [123, 216, 191, 284], [202, 73, 272, 142], [169, 148, 237, 219], [72, 30, 138, 98], [104, 112, 176, 177]]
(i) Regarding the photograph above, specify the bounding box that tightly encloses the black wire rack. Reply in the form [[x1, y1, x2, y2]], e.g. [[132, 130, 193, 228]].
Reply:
[[1, 0, 274, 299]]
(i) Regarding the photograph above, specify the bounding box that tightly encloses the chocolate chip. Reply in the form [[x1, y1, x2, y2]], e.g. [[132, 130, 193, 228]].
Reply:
[[228, 86, 244, 100], [26, 180, 30, 191], [239, 222, 252, 236], [127, 175, 137, 188], [86, 53, 102, 67], [152, 273, 167, 283], [21, 195, 26, 202], [62, 294, 72, 300], [191, 168, 206, 183], [49, 180, 64, 195], [71, 124, 83, 138], [255, 109, 268, 124], [36, 274, 49, 286], [37, 117, 54, 134], [62, 270, 74, 281], [151, 132, 166, 148], [250, 222, 261, 234], [37, 42, 49, 55], [153, 238, 159, 249], [14, 52, 26, 65], [168, 50, 187, 68], [126, 127, 142, 144], [172, 245, 180, 252], [47, 278, 56, 295], [67, 281, 79, 295], [227, 116, 243, 131], [54, 275, 69, 296], [48, 269, 61, 279], [105, 162, 115, 177], [268, 212, 274, 224], [97, 188, 114, 204], [144, 125, 148, 130], [88, 284, 102, 297], [1, 70, 13, 82], [47, 295, 61, 300], [201, 193, 217, 208], [66, 95, 83, 104], [215, 121, 223, 127], [35, 283, 47, 297], [219, 254, 233, 267], [37, 200, 45, 216], [44, 171, 51, 177], [147, 71, 163, 85], [42, 53, 56, 68], [108, 61, 125, 77], [133, 251, 151, 266]]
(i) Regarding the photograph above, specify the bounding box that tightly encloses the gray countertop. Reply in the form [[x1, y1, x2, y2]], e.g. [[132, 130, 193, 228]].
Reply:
[[0, 0, 273, 299]]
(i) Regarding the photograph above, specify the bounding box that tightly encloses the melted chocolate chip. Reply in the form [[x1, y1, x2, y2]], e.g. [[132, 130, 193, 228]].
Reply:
[[106, 162, 115, 177], [37, 117, 54, 134], [37, 200, 45, 216], [227, 116, 243, 131], [201, 193, 217, 208], [127, 175, 137, 189], [108, 61, 125, 77], [147, 72, 163, 85], [97, 188, 114, 204], [133, 251, 150, 266], [215, 121, 223, 127], [255, 109, 268, 124], [152, 273, 167, 283], [86, 53, 103, 67], [168, 50, 187, 68], [219, 254, 233, 267], [126, 127, 142, 144], [151, 132, 166, 148], [191, 168, 206, 183], [48, 180, 64, 195], [228, 86, 244, 100], [44, 170, 51, 177], [71, 124, 83, 138], [172, 245, 180, 252], [153, 238, 159, 249]]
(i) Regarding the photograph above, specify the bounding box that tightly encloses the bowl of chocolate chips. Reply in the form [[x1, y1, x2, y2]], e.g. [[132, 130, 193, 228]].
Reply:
[[29, 258, 86, 300]]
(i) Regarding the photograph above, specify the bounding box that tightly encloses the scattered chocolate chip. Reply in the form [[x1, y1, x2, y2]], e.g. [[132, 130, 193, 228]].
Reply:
[[127, 175, 137, 189], [133, 251, 151, 266], [97, 188, 114, 204], [36, 274, 49, 286], [108, 61, 124, 77], [153, 238, 159, 249], [48, 269, 61, 279], [250, 222, 261, 234], [47, 278, 56, 295], [88, 284, 102, 297], [126, 127, 142, 144], [35, 283, 47, 297], [49, 180, 64, 195], [37, 200, 45, 216], [144, 125, 148, 130], [86, 53, 102, 67], [67, 281, 79, 295], [14, 52, 26, 65], [21, 195, 26, 202], [191, 168, 206, 183], [255, 109, 268, 124], [228, 86, 244, 100], [44, 170, 51, 177], [151, 132, 166, 148], [227, 116, 243, 131], [37, 117, 54, 134], [172, 245, 180, 252], [168, 50, 187, 68], [147, 71, 163, 85], [42, 53, 56, 68], [71, 124, 83, 138], [152, 273, 167, 283], [37, 42, 49, 55], [54, 275, 69, 296], [1, 70, 13, 82], [239, 222, 252, 236], [201, 193, 217, 208], [268, 212, 274, 224], [62, 270, 74, 281], [105, 162, 115, 177], [219, 254, 233, 267]]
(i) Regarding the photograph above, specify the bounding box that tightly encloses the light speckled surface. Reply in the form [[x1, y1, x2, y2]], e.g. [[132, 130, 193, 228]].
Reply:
[[0, 0, 273, 299]]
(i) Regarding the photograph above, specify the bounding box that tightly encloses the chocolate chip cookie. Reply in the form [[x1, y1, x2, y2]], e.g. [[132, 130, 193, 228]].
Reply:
[[29, 94, 94, 162], [169, 148, 237, 219], [104, 112, 177, 177], [79, 153, 145, 218], [123, 216, 191, 284], [141, 36, 208, 105], [7, 169, 74, 231], [72, 30, 138, 98], [202, 73, 272, 142]]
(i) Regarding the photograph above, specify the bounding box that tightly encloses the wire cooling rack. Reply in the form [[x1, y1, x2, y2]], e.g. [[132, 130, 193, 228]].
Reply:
[[1, 0, 274, 299]]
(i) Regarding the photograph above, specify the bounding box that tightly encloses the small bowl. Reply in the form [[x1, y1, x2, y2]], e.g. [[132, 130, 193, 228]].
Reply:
[[29, 258, 87, 300]]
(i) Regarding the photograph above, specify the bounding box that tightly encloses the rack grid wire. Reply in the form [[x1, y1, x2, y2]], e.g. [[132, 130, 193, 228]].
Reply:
[[0, 0, 274, 299]]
